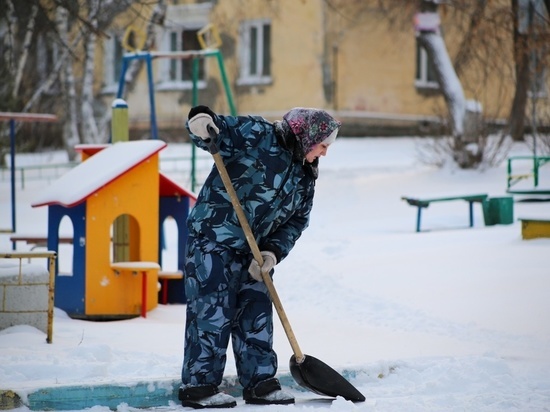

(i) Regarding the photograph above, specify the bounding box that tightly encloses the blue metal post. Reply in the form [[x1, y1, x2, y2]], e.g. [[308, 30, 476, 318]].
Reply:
[[116, 56, 130, 99], [146, 54, 158, 139], [116, 53, 158, 140], [10, 119, 16, 249], [416, 207, 422, 232]]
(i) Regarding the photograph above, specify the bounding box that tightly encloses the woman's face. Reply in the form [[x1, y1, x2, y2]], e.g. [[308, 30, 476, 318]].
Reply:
[[305, 142, 330, 163]]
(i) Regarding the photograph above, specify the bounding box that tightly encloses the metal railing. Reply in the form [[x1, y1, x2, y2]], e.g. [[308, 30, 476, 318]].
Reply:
[[0, 162, 78, 189], [0, 156, 213, 190], [507, 155, 550, 189]]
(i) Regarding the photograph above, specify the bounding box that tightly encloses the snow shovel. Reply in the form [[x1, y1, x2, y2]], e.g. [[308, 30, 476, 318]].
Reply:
[[204, 126, 365, 402]]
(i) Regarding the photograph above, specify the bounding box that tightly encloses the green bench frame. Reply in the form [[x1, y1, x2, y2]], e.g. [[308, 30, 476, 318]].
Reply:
[[506, 155, 550, 190], [401, 194, 489, 232]]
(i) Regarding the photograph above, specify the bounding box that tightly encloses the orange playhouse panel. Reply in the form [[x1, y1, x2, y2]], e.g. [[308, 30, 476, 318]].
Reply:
[[84, 156, 160, 316]]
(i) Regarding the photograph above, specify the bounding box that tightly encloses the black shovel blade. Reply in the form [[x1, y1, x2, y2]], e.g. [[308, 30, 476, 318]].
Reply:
[[290, 354, 365, 402]]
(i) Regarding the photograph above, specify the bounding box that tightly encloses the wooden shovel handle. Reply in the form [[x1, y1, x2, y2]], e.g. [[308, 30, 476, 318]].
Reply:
[[206, 126, 305, 362]]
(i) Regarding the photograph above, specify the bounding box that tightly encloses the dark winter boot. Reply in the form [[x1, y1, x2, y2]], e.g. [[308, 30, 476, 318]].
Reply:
[[179, 384, 237, 409], [243, 378, 295, 405]]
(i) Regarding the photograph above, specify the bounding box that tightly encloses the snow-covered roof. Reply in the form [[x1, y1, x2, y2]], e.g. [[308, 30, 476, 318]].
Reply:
[[32, 140, 167, 208]]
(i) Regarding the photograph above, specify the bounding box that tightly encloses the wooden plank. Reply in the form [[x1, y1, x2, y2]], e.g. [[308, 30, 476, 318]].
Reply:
[[0, 251, 57, 259], [0, 112, 57, 122], [401, 194, 488, 207], [519, 218, 550, 240], [158, 270, 184, 280], [507, 188, 550, 195], [9, 235, 73, 245]]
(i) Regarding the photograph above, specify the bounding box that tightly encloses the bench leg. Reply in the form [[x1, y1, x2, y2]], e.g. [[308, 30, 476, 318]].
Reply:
[[141, 271, 147, 318], [416, 207, 422, 232], [162, 279, 169, 305], [468, 201, 474, 227]]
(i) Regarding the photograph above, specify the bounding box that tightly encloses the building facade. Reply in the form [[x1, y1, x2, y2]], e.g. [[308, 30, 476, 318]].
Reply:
[[97, 0, 549, 137]]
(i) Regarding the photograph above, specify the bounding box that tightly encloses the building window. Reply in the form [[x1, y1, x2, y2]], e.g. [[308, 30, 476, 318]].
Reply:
[[102, 32, 124, 94], [529, 49, 548, 98], [37, 33, 60, 95], [237, 19, 271, 86], [156, 2, 212, 91], [157, 26, 207, 91], [520, 0, 548, 97], [169, 28, 205, 82], [415, 43, 439, 90]]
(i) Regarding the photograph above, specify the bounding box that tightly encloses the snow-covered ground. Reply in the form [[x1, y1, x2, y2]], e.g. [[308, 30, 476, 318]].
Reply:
[[1, 137, 549, 411]]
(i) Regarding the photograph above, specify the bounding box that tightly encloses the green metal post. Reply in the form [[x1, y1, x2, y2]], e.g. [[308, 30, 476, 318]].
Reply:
[[215, 50, 237, 115], [111, 98, 130, 262], [507, 158, 512, 189], [188, 49, 237, 192], [111, 98, 129, 142], [191, 57, 199, 193], [534, 157, 539, 187]]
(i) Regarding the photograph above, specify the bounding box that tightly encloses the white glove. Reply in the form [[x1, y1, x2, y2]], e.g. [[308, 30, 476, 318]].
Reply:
[[248, 251, 277, 282], [188, 113, 220, 140]]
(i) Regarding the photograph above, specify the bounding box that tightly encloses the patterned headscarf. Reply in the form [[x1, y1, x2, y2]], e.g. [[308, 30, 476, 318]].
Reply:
[[283, 108, 341, 155]]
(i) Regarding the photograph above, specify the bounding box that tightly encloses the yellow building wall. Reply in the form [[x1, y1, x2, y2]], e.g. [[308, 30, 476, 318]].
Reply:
[[213, 0, 327, 113], [97, 0, 549, 134], [84, 156, 160, 316]]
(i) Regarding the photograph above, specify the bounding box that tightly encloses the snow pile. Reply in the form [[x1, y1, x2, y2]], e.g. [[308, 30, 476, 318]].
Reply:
[[1, 137, 549, 411]]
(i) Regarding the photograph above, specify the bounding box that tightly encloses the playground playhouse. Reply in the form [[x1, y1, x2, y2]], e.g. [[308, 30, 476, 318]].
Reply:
[[31, 140, 196, 320]]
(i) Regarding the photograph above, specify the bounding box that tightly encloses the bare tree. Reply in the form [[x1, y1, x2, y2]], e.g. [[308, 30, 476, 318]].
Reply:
[[55, 5, 80, 161], [0, 0, 164, 160], [12, 3, 38, 99], [508, 0, 550, 143], [80, 0, 101, 144], [120, 1, 167, 101], [340, 0, 549, 167]]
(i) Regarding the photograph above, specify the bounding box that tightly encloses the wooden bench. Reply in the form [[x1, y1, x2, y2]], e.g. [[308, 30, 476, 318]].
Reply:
[[401, 194, 488, 232], [111, 261, 160, 318], [519, 217, 550, 240], [10, 235, 73, 250], [158, 270, 184, 304]]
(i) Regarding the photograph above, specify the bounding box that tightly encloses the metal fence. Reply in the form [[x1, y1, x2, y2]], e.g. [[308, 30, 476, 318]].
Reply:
[[0, 156, 213, 191]]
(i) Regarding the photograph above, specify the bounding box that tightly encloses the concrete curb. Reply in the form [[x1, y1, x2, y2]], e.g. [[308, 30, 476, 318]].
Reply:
[[3, 369, 362, 410]]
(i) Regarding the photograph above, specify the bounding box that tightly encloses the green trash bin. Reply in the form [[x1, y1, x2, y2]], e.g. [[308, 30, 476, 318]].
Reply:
[[485, 196, 514, 225]]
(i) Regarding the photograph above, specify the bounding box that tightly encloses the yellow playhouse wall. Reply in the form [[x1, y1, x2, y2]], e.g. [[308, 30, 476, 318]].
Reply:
[[84, 156, 160, 316]]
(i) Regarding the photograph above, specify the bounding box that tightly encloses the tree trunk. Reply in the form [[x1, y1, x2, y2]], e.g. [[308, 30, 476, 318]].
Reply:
[[12, 4, 38, 100], [508, 0, 530, 142], [5, 0, 17, 79], [55, 6, 80, 161], [81, 0, 101, 144], [417, 32, 466, 138], [416, 1, 487, 168], [453, 0, 488, 77], [121, 1, 167, 100]]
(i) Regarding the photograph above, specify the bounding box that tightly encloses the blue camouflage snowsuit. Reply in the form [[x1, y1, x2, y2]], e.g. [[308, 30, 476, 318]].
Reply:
[[182, 112, 316, 391]]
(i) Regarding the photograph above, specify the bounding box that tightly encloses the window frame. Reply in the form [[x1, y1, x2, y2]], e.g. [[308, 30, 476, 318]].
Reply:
[[101, 31, 124, 94], [528, 48, 548, 98], [156, 25, 207, 91], [415, 43, 439, 90], [237, 19, 272, 86]]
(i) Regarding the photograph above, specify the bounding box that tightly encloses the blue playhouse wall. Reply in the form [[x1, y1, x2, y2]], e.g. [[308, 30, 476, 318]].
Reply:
[[48, 203, 86, 316], [158, 196, 190, 304]]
